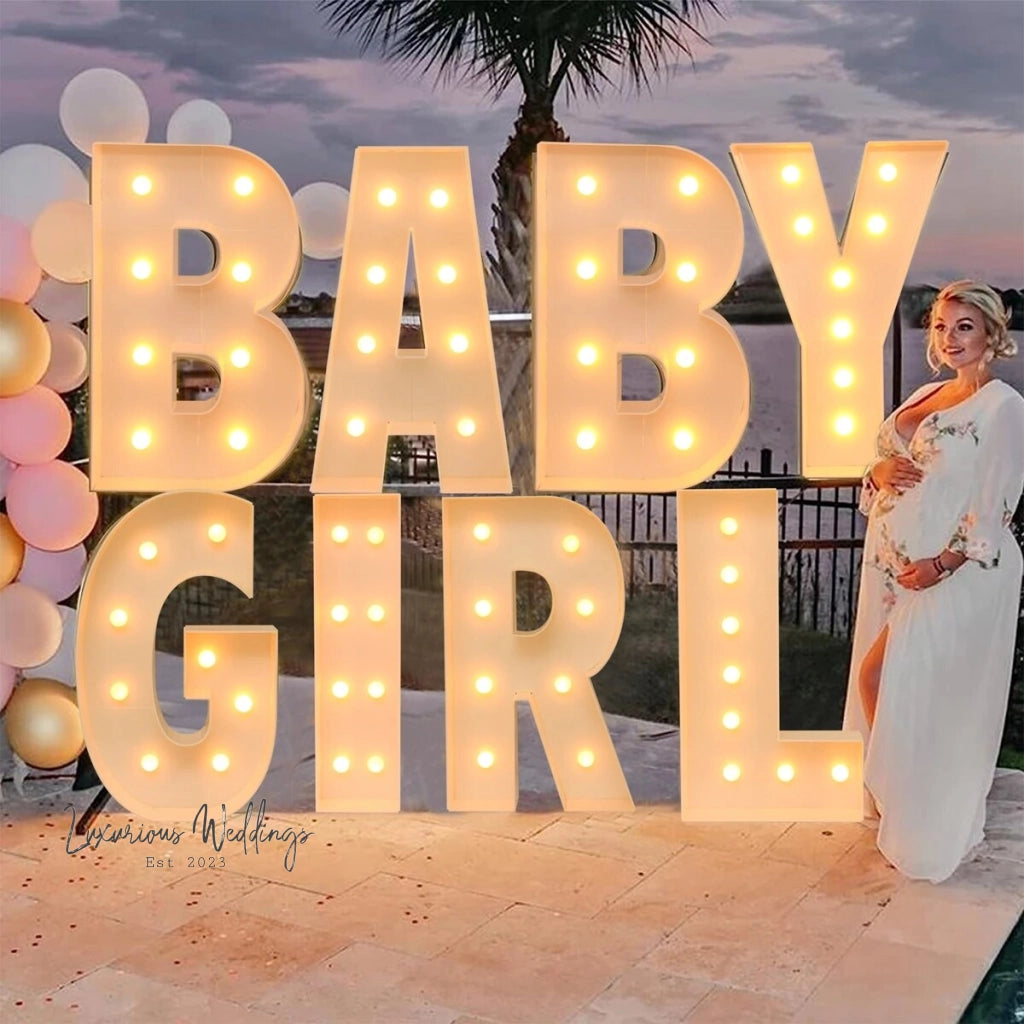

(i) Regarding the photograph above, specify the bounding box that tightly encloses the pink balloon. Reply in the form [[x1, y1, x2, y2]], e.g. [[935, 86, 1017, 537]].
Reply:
[[0, 662, 16, 710], [41, 322, 89, 394], [5, 461, 98, 551], [0, 581, 63, 667], [0, 215, 42, 302], [0, 457, 13, 500], [17, 543, 86, 602], [0, 385, 72, 464]]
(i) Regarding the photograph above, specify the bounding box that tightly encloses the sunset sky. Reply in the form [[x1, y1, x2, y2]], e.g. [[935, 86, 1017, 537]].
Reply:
[[2, 0, 1022, 296]]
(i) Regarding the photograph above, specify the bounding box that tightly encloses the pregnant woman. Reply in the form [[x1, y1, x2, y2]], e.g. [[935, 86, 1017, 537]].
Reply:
[[843, 280, 1024, 882]]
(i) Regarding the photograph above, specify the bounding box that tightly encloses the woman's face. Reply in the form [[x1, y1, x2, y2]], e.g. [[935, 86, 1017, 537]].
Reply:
[[931, 299, 991, 373]]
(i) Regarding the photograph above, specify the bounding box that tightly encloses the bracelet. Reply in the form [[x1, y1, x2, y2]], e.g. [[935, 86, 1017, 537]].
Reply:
[[931, 556, 951, 581]]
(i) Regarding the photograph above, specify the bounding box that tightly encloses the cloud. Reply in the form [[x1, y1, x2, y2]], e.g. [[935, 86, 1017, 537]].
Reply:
[[781, 93, 850, 136]]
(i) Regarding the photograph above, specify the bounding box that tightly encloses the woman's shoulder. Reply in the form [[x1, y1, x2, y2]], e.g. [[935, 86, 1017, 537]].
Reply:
[[986, 379, 1024, 411]]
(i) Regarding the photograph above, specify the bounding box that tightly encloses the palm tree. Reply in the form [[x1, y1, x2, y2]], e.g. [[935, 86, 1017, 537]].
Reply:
[[318, 0, 721, 311]]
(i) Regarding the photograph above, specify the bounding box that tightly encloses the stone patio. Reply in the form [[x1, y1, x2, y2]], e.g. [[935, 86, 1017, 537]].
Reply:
[[1, 663, 1021, 1023]]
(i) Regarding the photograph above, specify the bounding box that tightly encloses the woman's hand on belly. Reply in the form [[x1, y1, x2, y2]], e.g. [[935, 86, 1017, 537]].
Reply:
[[870, 456, 923, 495]]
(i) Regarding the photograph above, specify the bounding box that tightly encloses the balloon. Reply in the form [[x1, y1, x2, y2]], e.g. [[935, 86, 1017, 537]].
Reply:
[[0, 662, 16, 711], [3, 677, 84, 770], [0, 215, 42, 302], [0, 385, 72, 464], [5, 461, 98, 551], [33, 605, 77, 686], [293, 182, 349, 259], [0, 457, 13, 499], [40, 322, 89, 394], [17, 543, 86, 603], [166, 99, 232, 145], [0, 144, 89, 228], [59, 68, 149, 157], [0, 299, 51, 397], [0, 513, 26, 586], [31, 200, 92, 284], [0, 582, 63, 668], [30, 277, 88, 323]]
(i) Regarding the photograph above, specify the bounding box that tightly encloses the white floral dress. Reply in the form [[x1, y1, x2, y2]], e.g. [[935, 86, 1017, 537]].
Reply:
[[843, 379, 1024, 882]]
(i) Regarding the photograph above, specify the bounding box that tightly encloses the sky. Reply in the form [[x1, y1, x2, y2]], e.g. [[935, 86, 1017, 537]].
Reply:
[[1, 0, 1022, 296]]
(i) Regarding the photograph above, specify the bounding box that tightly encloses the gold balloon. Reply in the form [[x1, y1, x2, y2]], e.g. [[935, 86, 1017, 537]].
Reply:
[[3, 677, 85, 770], [0, 299, 51, 398], [0, 514, 25, 587]]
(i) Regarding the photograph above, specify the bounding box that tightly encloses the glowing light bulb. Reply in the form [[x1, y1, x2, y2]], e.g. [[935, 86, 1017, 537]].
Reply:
[[457, 418, 476, 437], [367, 756, 384, 774], [576, 175, 597, 196], [832, 764, 850, 782], [720, 565, 739, 584], [576, 598, 595, 617], [676, 262, 697, 283], [576, 429, 596, 451], [132, 344, 153, 366], [834, 414, 855, 436], [673, 429, 694, 451], [722, 711, 740, 730], [109, 608, 128, 628], [833, 367, 854, 388], [675, 348, 696, 368], [429, 188, 449, 208], [198, 649, 216, 669], [212, 754, 230, 773], [477, 750, 495, 769], [720, 517, 739, 536], [879, 163, 897, 182], [781, 164, 801, 184], [235, 694, 254, 712], [831, 318, 852, 340], [131, 428, 151, 451], [228, 429, 249, 451], [721, 616, 740, 635], [794, 216, 813, 236], [132, 175, 152, 196], [141, 754, 159, 772], [475, 676, 493, 694], [777, 763, 795, 782], [832, 267, 852, 289], [138, 541, 158, 561], [367, 604, 385, 622], [554, 675, 572, 694], [473, 523, 491, 542], [234, 176, 254, 196], [367, 265, 386, 285], [367, 680, 386, 699], [449, 333, 469, 353], [577, 750, 595, 768], [562, 535, 580, 554], [576, 259, 597, 280], [377, 187, 397, 206], [474, 599, 492, 618], [356, 335, 376, 354], [331, 525, 349, 544], [109, 682, 129, 701], [333, 756, 351, 774], [723, 665, 741, 684], [230, 347, 251, 368], [867, 214, 887, 235], [208, 523, 227, 543], [577, 344, 598, 366], [723, 763, 741, 782], [331, 604, 349, 623], [131, 258, 152, 280], [347, 417, 366, 437], [437, 264, 457, 284], [367, 526, 385, 545], [331, 680, 349, 699], [678, 175, 699, 196], [231, 262, 252, 283]]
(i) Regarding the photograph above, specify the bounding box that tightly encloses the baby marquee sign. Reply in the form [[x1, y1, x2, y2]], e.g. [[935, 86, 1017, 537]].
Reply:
[[72, 138, 947, 822]]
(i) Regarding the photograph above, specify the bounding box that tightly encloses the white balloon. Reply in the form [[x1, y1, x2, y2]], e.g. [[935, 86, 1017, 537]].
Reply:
[[293, 182, 350, 260], [33, 605, 78, 686], [41, 322, 89, 393], [166, 99, 232, 145], [31, 200, 92, 284], [60, 67, 149, 156], [0, 145, 88, 228], [31, 277, 88, 323]]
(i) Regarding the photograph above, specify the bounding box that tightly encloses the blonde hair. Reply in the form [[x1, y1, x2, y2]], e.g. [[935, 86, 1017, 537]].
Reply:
[[925, 280, 1016, 372]]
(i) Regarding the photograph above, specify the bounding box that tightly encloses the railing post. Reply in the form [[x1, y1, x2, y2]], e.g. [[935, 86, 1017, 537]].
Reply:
[[760, 448, 773, 477], [892, 298, 903, 412]]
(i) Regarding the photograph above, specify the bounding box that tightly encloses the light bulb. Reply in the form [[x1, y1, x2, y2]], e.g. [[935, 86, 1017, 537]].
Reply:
[[132, 175, 152, 196], [109, 608, 128, 628], [457, 418, 476, 437], [473, 523, 491, 542], [367, 526, 385, 545], [781, 164, 801, 184], [131, 258, 152, 280], [367, 604, 385, 622], [721, 616, 740, 635], [675, 348, 696, 368], [131, 428, 151, 451], [554, 675, 572, 694], [577, 345, 598, 366], [794, 216, 813, 236], [475, 599, 492, 618], [834, 414, 855, 436], [110, 682, 129, 701], [676, 262, 697, 283], [832, 764, 850, 782], [474, 676, 493, 694], [576, 259, 597, 280], [429, 188, 449, 208], [720, 565, 739, 584], [235, 694, 254, 712], [720, 517, 739, 536], [212, 754, 230, 773], [576, 175, 597, 196], [331, 680, 350, 699], [437, 264, 457, 284], [331, 604, 349, 623], [832, 267, 852, 289], [377, 187, 397, 206], [208, 523, 227, 543], [867, 214, 887, 235], [723, 763, 741, 782], [367, 756, 385, 774], [576, 429, 596, 451], [333, 755, 351, 774], [833, 367, 854, 388], [673, 429, 694, 451], [562, 535, 580, 554], [228, 429, 249, 451], [331, 525, 349, 544], [576, 598, 595, 617], [777, 763, 795, 782], [230, 347, 251, 368], [231, 262, 252, 283], [723, 665, 741, 684], [477, 750, 495, 769], [347, 417, 366, 437], [234, 176, 254, 196], [367, 265, 386, 285], [879, 163, 897, 182], [198, 649, 216, 668], [577, 750, 595, 768], [722, 711, 740, 730], [356, 335, 376, 354], [367, 680, 386, 699], [449, 333, 469, 353], [141, 754, 159, 772], [132, 344, 153, 366], [138, 541, 158, 561], [831, 318, 852, 340], [678, 175, 699, 196]]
